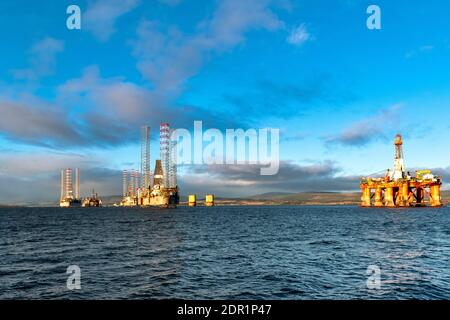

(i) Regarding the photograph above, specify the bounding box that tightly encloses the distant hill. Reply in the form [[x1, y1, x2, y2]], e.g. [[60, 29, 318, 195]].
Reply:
[[98, 195, 123, 206], [245, 192, 360, 205], [243, 190, 450, 206]]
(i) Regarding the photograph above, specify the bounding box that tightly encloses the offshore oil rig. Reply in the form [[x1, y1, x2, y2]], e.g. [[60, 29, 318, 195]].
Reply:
[[360, 134, 443, 207], [59, 168, 82, 207], [59, 168, 103, 207], [119, 123, 179, 208], [82, 189, 102, 207]]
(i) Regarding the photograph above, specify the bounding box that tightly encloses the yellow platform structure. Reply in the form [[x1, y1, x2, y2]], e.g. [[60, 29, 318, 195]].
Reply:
[[188, 195, 197, 207], [360, 134, 443, 208], [205, 194, 215, 207], [360, 178, 442, 207]]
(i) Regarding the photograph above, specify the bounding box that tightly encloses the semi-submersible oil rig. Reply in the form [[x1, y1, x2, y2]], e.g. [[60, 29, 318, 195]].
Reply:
[[360, 134, 443, 207]]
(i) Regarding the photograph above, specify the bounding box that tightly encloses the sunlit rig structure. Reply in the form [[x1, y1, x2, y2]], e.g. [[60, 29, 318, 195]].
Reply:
[[82, 189, 102, 207], [59, 168, 103, 207], [59, 168, 82, 207], [360, 134, 443, 208], [120, 123, 179, 208], [188, 194, 215, 207]]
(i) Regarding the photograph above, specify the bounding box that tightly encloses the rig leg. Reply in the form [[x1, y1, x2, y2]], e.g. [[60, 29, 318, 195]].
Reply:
[[430, 184, 442, 207], [398, 183, 411, 207], [188, 194, 197, 207], [361, 185, 371, 207], [374, 188, 383, 207], [416, 187, 425, 207], [384, 187, 395, 207]]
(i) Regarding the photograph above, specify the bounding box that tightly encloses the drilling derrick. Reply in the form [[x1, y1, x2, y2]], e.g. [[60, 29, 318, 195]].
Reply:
[[391, 134, 405, 181], [360, 134, 443, 207]]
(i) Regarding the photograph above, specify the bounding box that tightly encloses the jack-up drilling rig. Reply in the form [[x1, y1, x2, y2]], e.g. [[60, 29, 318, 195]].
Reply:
[[360, 134, 443, 207], [59, 168, 82, 207]]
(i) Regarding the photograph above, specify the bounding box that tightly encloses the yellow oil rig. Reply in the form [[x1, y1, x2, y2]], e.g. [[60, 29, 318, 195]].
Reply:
[[360, 134, 443, 207]]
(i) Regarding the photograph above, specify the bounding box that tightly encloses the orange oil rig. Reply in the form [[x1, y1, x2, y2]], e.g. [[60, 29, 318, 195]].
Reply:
[[360, 134, 443, 207]]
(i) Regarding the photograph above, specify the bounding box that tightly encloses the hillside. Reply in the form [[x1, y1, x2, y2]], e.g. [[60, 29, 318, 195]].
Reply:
[[241, 192, 360, 205], [235, 190, 450, 206]]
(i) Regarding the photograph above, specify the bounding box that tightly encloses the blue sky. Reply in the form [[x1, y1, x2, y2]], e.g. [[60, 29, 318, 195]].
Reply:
[[0, 0, 449, 204]]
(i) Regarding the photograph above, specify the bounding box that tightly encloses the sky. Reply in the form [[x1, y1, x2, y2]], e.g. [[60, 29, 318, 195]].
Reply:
[[0, 0, 449, 204]]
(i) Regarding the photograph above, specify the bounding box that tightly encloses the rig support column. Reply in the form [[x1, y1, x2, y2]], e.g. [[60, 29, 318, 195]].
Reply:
[[416, 187, 425, 207], [361, 185, 371, 207], [374, 188, 383, 207], [189, 194, 197, 207], [430, 184, 442, 207], [398, 182, 410, 207], [205, 194, 215, 207], [384, 186, 395, 207]]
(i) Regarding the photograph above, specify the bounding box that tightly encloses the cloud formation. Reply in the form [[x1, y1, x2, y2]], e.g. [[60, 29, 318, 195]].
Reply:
[[405, 45, 435, 59], [0, 98, 83, 147], [179, 160, 358, 197], [222, 74, 355, 123], [84, 0, 141, 41], [132, 0, 284, 93], [1, 1, 294, 149], [1, 63, 252, 149], [286, 24, 311, 46], [12, 37, 64, 80], [0, 152, 122, 204], [324, 104, 403, 147]]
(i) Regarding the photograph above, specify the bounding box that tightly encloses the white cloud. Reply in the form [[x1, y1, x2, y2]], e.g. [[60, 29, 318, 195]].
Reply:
[[324, 103, 404, 147], [0, 96, 82, 147], [287, 24, 311, 46], [0, 152, 121, 204], [405, 44, 435, 59], [84, 0, 141, 41], [132, 0, 284, 94], [12, 37, 64, 80]]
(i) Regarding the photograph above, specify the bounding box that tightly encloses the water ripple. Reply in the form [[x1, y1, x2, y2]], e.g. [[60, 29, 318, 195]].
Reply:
[[1, 206, 449, 299]]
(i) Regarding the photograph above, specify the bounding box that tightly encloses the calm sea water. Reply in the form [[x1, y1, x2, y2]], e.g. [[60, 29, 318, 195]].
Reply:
[[1, 206, 450, 299]]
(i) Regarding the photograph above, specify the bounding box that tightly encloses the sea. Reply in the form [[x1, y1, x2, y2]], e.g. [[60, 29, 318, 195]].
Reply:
[[1, 206, 449, 299]]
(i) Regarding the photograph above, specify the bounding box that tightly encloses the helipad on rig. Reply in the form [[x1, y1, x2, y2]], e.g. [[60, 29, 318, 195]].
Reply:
[[360, 134, 443, 207]]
